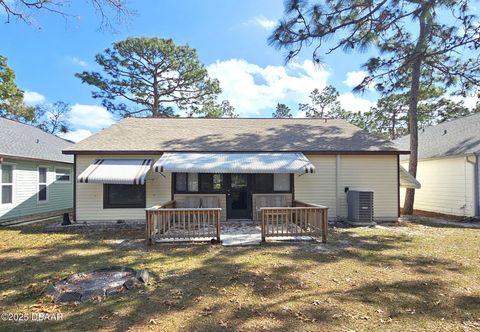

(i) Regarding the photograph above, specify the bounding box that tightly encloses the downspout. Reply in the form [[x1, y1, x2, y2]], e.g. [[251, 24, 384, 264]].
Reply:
[[397, 154, 400, 218], [336, 154, 341, 222], [73, 154, 77, 222], [466, 155, 478, 217]]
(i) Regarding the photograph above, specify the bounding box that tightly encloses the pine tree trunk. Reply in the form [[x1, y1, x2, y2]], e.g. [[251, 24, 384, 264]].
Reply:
[[152, 74, 160, 117], [403, 9, 430, 215], [403, 62, 420, 214]]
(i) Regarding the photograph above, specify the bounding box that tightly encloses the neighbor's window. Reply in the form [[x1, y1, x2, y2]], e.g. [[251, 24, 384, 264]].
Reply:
[[38, 167, 48, 202], [199, 174, 224, 192], [1, 164, 14, 204], [274, 174, 291, 192], [104, 184, 146, 209], [55, 168, 71, 183]]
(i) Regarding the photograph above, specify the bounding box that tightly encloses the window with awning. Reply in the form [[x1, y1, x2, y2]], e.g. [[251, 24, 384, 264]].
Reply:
[[77, 159, 152, 185], [153, 152, 315, 174]]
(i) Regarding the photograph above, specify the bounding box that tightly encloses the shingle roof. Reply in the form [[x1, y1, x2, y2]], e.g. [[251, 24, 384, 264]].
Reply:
[[64, 118, 406, 154], [395, 113, 480, 160], [0, 117, 73, 163]]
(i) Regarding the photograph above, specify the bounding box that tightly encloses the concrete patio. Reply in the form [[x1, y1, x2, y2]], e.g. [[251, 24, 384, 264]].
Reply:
[[221, 220, 314, 246]]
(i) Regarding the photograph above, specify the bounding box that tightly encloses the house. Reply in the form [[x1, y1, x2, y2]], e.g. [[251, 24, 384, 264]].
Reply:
[[63, 118, 414, 226], [396, 113, 480, 218], [0, 118, 74, 224]]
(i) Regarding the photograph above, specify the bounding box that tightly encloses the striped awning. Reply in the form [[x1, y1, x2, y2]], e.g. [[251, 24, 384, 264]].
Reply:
[[400, 165, 421, 189], [153, 152, 315, 174], [77, 159, 152, 185]]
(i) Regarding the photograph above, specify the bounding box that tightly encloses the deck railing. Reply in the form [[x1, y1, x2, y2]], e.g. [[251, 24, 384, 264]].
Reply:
[[146, 200, 221, 244], [260, 200, 328, 243]]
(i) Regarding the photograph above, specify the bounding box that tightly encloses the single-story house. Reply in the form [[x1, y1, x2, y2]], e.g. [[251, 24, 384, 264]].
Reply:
[[63, 118, 414, 224], [0, 117, 74, 224], [396, 113, 480, 218]]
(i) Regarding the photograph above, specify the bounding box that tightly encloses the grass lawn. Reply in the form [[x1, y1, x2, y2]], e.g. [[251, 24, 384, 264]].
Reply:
[[0, 221, 479, 331]]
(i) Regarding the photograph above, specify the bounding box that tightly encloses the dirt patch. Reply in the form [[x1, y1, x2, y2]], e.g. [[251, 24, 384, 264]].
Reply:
[[46, 266, 149, 304]]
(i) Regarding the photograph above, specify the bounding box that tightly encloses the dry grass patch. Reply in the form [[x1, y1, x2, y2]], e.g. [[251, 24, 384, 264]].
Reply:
[[0, 221, 479, 331]]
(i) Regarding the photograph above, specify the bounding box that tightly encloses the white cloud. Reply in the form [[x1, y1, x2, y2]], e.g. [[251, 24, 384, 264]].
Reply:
[[68, 104, 114, 130], [342, 70, 374, 91], [244, 15, 277, 29], [338, 93, 376, 113], [207, 58, 330, 116], [59, 129, 93, 143], [292, 93, 375, 117], [294, 110, 307, 118], [447, 94, 479, 109], [23, 91, 45, 105], [66, 56, 88, 67]]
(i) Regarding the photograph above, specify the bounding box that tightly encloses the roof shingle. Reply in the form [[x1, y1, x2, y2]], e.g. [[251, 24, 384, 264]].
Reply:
[[64, 118, 406, 154], [0, 117, 73, 163], [395, 113, 480, 160]]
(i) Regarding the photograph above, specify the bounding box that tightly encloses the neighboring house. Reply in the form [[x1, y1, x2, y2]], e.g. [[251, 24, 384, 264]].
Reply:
[[396, 113, 480, 217], [63, 118, 414, 223], [0, 118, 74, 223]]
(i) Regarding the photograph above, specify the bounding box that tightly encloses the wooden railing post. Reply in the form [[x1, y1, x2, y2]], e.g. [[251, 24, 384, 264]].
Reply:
[[261, 209, 266, 242], [322, 209, 328, 243], [145, 210, 152, 245], [216, 210, 221, 242]]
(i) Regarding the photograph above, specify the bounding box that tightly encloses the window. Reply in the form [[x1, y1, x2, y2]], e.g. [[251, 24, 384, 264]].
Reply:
[[254, 174, 291, 193], [38, 167, 48, 202], [175, 173, 187, 192], [175, 173, 199, 192], [254, 174, 273, 192], [188, 173, 199, 192], [55, 168, 71, 183], [274, 174, 291, 192], [200, 174, 224, 192], [1, 164, 14, 204], [104, 184, 146, 208]]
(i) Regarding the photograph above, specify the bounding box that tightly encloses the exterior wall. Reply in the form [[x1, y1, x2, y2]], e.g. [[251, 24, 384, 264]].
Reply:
[[174, 193, 227, 221], [76, 153, 399, 222], [76, 155, 171, 221], [0, 158, 73, 222], [294, 155, 337, 217], [400, 156, 477, 217], [295, 154, 399, 221]]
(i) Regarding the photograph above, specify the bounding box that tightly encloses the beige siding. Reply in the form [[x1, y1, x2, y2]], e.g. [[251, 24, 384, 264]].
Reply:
[[295, 154, 398, 221], [76, 155, 171, 221], [294, 155, 337, 217], [174, 194, 227, 221], [339, 155, 398, 220], [77, 154, 400, 222], [400, 156, 476, 217]]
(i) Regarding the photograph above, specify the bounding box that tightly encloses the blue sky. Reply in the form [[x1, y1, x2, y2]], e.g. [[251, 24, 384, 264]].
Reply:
[[2, 1, 475, 142]]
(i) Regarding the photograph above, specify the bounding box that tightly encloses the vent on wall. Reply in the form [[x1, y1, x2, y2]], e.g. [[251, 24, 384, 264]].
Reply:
[[347, 191, 374, 224]]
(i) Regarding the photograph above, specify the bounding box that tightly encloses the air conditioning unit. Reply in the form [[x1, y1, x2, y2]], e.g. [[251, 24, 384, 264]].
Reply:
[[347, 191, 375, 225]]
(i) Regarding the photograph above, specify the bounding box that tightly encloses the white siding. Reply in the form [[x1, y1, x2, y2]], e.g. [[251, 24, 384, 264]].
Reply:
[[76, 155, 171, 221], [295, 155, 398, 221], [0, 158, 73, 222], [400, 156, 476, 217]]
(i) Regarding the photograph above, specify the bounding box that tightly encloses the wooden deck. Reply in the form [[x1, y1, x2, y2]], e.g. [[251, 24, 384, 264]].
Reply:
[[146, 200, 328, 244]]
